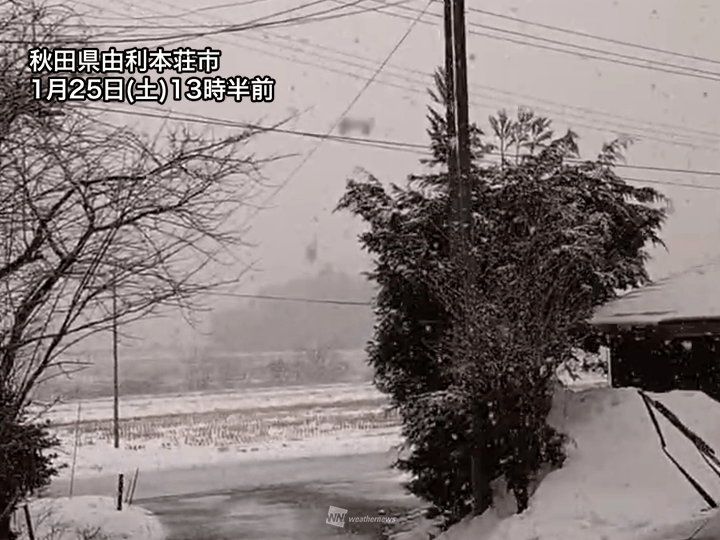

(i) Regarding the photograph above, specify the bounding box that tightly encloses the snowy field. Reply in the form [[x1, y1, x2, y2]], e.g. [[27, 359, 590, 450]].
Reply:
[[53, 426, 404, 483], [47, 374, 607, 487], [42, 382, 400, 483], [39, 373, 604, 427], [36, 382, 385, 426], [51, 405, 401, 479], [57, 404, 397, 445]]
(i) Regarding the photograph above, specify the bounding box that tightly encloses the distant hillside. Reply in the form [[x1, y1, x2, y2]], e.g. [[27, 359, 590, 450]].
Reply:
[[30, 267, 377, 400], [32, 348, 374, 401], [207, 265, 376, 353]]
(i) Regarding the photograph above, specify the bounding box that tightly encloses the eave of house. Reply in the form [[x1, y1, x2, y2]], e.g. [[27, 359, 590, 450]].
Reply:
[[591, 259, 720, 339]]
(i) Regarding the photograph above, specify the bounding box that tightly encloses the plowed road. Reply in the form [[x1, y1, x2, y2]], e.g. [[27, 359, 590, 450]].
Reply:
[[48, 451, 420, 539]]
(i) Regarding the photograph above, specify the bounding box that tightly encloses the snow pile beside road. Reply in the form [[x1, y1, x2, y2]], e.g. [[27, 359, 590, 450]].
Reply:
[[386, 507, 443, 540], [438, 387, 720, 540], [14, 496, 165, 540]]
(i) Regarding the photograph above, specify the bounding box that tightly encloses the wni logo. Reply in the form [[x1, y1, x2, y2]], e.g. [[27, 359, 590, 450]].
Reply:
[[326, 506, 348, 528]]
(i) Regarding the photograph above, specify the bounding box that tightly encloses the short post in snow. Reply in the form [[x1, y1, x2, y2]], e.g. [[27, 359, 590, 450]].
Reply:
[[117, 474, 124, 511], [128, 467, 140, 505], [23, 504, 35, 540]]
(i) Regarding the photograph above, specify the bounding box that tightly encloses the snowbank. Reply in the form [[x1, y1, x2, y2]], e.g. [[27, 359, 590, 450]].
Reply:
[[388, 507, 443, 540], [438, 386, 720, 540], [13, 496, 165, 540], [54, 427, 403, 481]]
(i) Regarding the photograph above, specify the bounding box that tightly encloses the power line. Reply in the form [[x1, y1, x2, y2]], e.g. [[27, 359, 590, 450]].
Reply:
[[206, 291, 372, 305], [139, 0, 720, 152], [335, 0, 720, 83], [602, 162, 720, 178], [109, 2, 693, 206], [57, 0, 414, 34], [86, 102, 720, 192], [109, 0, 657, 142], [75, 43, 720, 151], [70, 0, 720, 150], [474, 155, 720, 191], [482, 149, 720, 178], [83, 0, 720, 84], [76, 0, 283, 21], [183, 13, 720, 148], [57, 0, 367, 45], [621, 176, 720, 191], [83, 103, 430, 154], [255, 29, 720, 144], [71, 0, 412, 46], [58, 0, 720, 75], [75, 0, 720, 84], [465, 6, 720, 67], [238, 0, 436, 230], [79, 0, 720, 81], [460, 13, 720, 81], [66, 3, 720, 191], [231, 32, 720, 151], [85, 102, 720, 183]]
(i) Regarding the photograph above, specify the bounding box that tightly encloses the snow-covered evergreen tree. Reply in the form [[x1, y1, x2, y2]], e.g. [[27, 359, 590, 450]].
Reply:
[[336, 69, 668, 525]]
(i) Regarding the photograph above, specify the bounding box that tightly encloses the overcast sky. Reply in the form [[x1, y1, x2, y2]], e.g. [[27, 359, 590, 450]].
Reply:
[[72, 0, 720, 349]]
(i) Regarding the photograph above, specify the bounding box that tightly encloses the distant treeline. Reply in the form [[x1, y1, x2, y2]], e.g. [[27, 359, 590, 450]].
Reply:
[[208, 266, 375, 353], [33, 267, 377, 401], [33, 348, 373, 401]]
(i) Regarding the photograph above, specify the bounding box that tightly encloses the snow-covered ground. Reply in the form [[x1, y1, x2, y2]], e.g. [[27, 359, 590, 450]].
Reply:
[[48, 374, 607, 485], [53, 426, 403, 482], [436, 385, 720, 540], [12, 496, 165, 540], [38, 363, 604, 427], [38, 380, 401, 486], [36, 382, 384, 425]]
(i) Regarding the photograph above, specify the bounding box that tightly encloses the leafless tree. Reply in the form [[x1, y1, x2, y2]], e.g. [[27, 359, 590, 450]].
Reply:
[[0, 2, 278, 408], [1, 116, 270, 407], [0, 2, 277, 536]]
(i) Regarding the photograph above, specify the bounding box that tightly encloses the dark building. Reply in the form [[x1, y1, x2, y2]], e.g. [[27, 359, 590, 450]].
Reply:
[[591, 259, 720, 402]]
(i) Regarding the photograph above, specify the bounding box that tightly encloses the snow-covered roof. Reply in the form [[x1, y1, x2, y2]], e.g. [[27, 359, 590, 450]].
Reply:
[[591, 258, 720, 328]]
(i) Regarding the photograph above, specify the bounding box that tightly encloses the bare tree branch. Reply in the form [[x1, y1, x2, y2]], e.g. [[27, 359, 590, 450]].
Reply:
[[0, 12, 270, 417]]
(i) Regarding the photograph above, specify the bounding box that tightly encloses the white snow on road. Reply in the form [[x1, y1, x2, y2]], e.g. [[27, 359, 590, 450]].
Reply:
[[13, 496, 166, 540], [438, 386, 720, 540]]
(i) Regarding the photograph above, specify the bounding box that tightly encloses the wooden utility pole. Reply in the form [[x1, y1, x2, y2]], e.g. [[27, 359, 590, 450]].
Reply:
[[450, 0, 472, 232], [444, 0, 489, 515], [444, 0, 471, 250], [112, 278, 119, 449], [443, 0, 457, 201], [443, 3, 460, 510]]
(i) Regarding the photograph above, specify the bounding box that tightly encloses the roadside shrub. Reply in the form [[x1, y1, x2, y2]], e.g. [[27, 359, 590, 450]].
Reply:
[[0, 394, 63, 540]]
